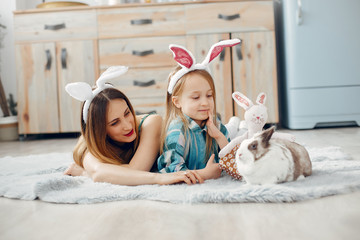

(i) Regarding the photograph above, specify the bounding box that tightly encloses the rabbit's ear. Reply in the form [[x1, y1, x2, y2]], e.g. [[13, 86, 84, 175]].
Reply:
[[260, 126, 275, 148], [169, 44, 195, 69], [97, 66, 128, 88], [256, 92, 267, 105], [65, 82, 93, 102], [202, 39, 241, 65], [232, 92, 253, 110]]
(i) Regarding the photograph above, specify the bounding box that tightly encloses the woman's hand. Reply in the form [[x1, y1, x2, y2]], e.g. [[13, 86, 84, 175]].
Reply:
[[63, 163, 89, 177], [156, 170, 204, 185]]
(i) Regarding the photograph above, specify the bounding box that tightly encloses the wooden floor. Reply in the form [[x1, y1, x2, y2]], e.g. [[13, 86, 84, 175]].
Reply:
[[1, 126, 360, 240]]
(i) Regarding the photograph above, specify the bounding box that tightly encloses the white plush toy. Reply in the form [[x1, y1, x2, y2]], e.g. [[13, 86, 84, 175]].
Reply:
[[219, 92, 296, 180], [222, 92, 296, 157]]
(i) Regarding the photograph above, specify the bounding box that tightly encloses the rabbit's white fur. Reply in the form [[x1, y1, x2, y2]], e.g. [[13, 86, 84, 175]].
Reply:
[[236, 127, 312, 185]]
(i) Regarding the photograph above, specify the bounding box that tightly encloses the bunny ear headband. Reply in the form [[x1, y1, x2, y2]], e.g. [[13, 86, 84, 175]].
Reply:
[[65, 66, 129, 123], [168, 39, 241, 94]]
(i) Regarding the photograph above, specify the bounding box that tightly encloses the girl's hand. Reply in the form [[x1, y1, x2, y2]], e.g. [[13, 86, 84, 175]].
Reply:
[[156, 170, 204, 185], [206, 111, 229, 149], [197, 154, 222, 180], [206, 110, 222, 139]]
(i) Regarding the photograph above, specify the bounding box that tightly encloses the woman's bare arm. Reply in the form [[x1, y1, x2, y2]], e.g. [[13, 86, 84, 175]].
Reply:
[[126, 114, 163, 171], [82, 151, 201, 185]]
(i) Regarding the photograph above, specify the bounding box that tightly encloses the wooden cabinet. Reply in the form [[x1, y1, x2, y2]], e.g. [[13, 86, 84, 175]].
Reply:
[[186, 33, 234, 122], [231, 31, 278, 122], [185, 1, 278, 123], [97, 5, 186, 116], [13, 1, 278, 134], [15, 42, 60, 133], [13, 9, 98, 134]]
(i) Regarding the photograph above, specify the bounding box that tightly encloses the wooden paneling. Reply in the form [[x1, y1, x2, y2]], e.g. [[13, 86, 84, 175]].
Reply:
[[129, 96, 166, 117], [15, 43, 60, 134], [13, 0, 279, 134], [14, 10, 97, 43], [186, 1, 274, 34], [232, 31, 278, 123], [57, 40, 96, 132], [186, 33, 234, 123], [97, 5, 185, 39], [111, 66, 170, 99], [99, 36, 186, 69]]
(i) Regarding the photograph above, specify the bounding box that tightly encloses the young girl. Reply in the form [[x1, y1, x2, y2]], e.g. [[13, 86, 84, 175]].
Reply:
[[157, 39, 241, 180], [64, 66, 205, 185]]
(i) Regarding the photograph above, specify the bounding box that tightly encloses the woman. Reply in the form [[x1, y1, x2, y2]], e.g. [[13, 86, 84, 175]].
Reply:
[[64, 66, 217, 185]]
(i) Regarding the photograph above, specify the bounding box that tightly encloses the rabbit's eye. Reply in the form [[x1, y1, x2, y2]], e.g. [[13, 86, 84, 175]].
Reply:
[[248, 141, 258, 151]]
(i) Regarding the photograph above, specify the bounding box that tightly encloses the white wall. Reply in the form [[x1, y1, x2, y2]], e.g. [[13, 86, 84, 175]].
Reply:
[[0, 0, 96, 117]]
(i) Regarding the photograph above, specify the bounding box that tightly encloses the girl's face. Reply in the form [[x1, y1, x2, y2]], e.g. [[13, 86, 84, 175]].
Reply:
[[106, 99, 136, 143], [172, 73, 214, 126]]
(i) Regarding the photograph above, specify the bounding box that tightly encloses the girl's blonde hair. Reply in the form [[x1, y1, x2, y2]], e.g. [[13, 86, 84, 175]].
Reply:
[[73, 88, 139, 167], [160, 66, 218, 161]]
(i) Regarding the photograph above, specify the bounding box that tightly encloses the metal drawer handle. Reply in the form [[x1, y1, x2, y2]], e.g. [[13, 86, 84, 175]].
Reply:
[[131, 19, 153, 25], [44, 23, 66, 31], [133, 79, 156, 87], [132, 50, 154, 57], [61, 48, 67, 69], [236, 43, 243, 61], [218, 13, 240, 21], [135, 110, 157, 115], [45, 49, 52, 70], [219, 49, 225, 61]]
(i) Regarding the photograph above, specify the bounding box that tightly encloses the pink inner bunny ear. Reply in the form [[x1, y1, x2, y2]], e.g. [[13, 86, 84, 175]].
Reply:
[[232, 92, 253, 110], [256, 92, 267, 105], [209, 46, 224, 62], [206, 39, 241, 64], [169, 45, 194, 69]]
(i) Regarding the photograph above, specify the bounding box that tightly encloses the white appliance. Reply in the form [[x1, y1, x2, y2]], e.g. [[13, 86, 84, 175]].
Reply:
[[274, 0, 360, 129]]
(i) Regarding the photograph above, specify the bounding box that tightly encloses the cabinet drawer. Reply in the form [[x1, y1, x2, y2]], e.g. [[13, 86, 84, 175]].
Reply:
[[99, 36, 186, 68], [112, 67, 170, 99], [97, 5, 185, 39], [14, 10, 97, 42], [185, 1, 274, 34], [128, 96, 166, 117]]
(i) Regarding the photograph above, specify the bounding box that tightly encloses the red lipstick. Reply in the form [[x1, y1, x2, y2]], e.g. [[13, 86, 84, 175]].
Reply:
[[125, 129, 134, 137]]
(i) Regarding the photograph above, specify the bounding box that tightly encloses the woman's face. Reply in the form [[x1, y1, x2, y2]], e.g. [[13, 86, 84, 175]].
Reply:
[[106, 99, 136, 143], [172, 73, 215, 126]]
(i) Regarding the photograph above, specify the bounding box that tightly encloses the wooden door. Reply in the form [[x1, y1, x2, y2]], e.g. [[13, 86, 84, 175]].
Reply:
[[231, 31, 279, 123], [15, 42, 60, 134], [57, 40, 97, 132], [186, 33, 234, 123]]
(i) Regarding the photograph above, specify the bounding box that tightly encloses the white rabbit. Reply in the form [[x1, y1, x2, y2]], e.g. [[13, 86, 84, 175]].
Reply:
[[220, 92, 296, 180], [236, 126, 312, 185]]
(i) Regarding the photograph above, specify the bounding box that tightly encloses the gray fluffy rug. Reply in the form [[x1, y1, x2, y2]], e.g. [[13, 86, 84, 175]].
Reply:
[[1, 146, 359, 204]]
